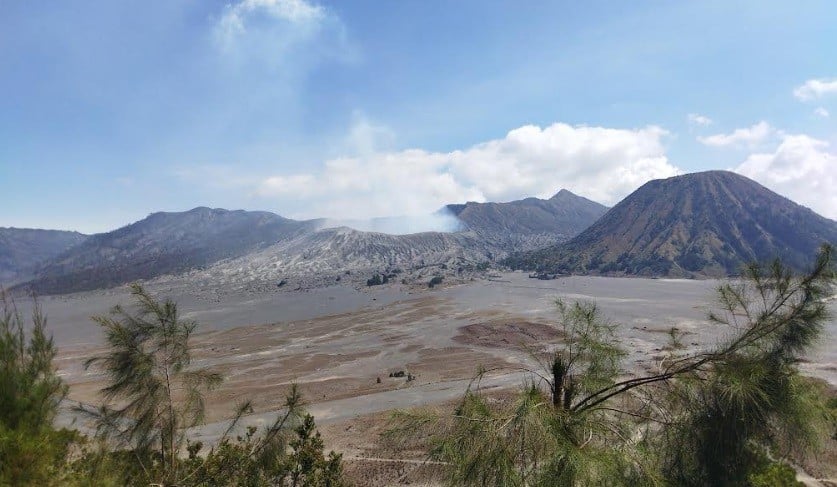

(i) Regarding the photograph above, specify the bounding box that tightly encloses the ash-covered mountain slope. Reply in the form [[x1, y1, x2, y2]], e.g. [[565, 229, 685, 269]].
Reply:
[[505, 171, 837, 277], [446, 189, 608, 251], [15, 188, 607, 294], [19, 207, 318, 294], [170, 226, 495, 290], [0, 228, 88, 285]]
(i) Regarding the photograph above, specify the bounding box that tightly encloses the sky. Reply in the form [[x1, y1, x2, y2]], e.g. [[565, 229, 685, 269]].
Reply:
[[1, 0, 836, 233]]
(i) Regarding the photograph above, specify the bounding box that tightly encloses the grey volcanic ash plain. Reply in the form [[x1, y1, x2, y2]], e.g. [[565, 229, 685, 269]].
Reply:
[[45, 273, 836, 435]]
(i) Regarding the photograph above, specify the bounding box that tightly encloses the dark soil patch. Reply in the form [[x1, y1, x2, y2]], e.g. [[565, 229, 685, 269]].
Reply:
[[453, 322, 564, 350]]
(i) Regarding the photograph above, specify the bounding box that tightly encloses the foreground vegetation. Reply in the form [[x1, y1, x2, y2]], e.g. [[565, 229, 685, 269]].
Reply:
[[391, 245, 837, 486], [1, 246, 835, 486], [1, 284, 345, 486]]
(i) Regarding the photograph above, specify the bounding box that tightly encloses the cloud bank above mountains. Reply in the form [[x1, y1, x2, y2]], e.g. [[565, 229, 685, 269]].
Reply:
[[697, 121, 774, 149], [247, 117, 837, 224], [254, 122, 680, 221], [735, 134, 837, 220], [199, 5, 837, 226]]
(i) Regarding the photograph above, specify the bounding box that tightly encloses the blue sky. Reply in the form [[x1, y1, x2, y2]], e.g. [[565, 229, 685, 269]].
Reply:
[[2, 0, 836, 233]]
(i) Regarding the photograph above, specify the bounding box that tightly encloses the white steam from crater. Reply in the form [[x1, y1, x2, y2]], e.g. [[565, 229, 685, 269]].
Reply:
[[255, 122, 680, 229], [317, 208, 464, 235]]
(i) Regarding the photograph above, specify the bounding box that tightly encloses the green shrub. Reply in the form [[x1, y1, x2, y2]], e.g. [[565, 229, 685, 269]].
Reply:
[[749, 461, 804, 487], [0, 294, 70, 486]]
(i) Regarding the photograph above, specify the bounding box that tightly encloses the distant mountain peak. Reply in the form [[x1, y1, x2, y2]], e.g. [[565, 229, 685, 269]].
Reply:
[[12, 190, 610, 294], [16, 208, 315, 294], [188, 206, 224, 214], [548, 189, 606, 208], [148, 206, 228, 218], [506, 171, 837, 277], [549, 188, 574, 199], [444, 190, 607, 252]]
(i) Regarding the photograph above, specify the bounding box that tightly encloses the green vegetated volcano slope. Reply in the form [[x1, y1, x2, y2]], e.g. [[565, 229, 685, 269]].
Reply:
[[505, 171, 837, 277]]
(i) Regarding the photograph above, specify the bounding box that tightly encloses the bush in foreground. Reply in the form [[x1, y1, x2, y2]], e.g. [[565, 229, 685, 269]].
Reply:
[[1, 285, 347, 486], [0, 293, 71, 486], [391, 245, 836, 486], [78, 284, 347, 486]]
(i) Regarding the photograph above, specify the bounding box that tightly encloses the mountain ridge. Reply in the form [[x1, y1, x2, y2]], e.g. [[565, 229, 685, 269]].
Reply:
[[505, 171, 837, 277], [18, 208, 319, 294], [445, 189, 608, 249], [0, 228, 88, 284], [13, 189, 605, 294]]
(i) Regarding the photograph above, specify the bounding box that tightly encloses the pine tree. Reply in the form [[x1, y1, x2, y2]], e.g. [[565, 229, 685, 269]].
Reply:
[[391, 245, 835, 486], [0, 293, 70, 485], [84, 283, 224, 485]]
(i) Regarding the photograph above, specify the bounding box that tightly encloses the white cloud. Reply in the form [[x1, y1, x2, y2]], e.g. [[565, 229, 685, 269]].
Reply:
[[254, 122, 681, 220], [216, 0, 325, 44], [212, 0, 354, 67], [735, 134, 837, 219], [697, 121, 774, 148], [814, 107, 830, 118], [687, 113, 713, 126], [793, 78, 837, 101], [344, 112, 396, 155]]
